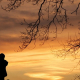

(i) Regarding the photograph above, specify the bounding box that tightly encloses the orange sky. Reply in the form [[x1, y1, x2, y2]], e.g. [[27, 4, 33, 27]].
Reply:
[[0, 0, 80, 80]]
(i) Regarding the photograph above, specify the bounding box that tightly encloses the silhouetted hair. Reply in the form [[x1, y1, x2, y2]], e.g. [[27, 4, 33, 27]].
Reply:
[[0, 53, 5, 58]]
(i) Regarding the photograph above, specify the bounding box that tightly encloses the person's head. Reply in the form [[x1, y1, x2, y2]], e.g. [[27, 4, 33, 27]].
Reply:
[[0, 53, 5, 60]]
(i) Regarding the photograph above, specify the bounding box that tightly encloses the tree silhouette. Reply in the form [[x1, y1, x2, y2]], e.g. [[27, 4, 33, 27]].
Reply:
[[0, 0, 79, 51], [56, 37, 80, 58], [73, 74, 80, 80]]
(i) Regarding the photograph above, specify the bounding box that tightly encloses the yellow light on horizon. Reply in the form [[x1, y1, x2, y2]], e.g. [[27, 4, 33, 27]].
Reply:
[[24, 73, 63, 80]]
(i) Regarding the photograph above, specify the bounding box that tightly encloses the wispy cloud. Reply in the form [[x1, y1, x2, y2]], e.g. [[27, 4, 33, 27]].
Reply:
[[24, 73, 63, 80]]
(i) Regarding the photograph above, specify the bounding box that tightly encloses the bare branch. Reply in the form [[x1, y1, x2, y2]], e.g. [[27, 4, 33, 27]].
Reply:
[[1, 0, 80, 51], [1, 0, 25, 11], [71, 3, 80, 15]]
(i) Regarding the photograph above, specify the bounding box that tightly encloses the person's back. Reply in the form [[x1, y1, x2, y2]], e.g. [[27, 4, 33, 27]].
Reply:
[[0, 53, 8, 80]]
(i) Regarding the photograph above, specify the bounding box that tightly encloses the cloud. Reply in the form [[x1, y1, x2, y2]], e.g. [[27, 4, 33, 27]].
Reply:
[[18, 10, 37, 16], [27, 53, 50, 57], [0, 35, 20, 43], [9, 59, 48, 64], [24, 73, 63, 80], [0, 34, 21, 53], [0, 16, 23, 31]]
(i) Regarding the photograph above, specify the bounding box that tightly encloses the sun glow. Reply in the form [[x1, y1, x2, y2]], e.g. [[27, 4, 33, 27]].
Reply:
[[24, 73, 63, 80]]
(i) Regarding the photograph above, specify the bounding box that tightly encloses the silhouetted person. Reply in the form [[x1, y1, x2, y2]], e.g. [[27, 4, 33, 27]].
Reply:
[[0, 53, 8, 80]]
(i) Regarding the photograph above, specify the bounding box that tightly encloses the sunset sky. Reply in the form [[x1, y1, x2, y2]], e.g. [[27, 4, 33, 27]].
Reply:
[[0, 0, 80, 80]]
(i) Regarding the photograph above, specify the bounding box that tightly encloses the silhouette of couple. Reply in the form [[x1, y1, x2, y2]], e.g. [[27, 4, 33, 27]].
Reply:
[[0, 53, 8, 80]]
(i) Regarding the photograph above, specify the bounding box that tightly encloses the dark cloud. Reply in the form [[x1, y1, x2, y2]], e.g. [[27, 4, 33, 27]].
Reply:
[[0, 16, 21, 30], [18, 10, 37, 16], [0, 34, 21, 53], [0, 7, 79, 34], [0, 35, 20, 43], [0, 11, 37, 33]]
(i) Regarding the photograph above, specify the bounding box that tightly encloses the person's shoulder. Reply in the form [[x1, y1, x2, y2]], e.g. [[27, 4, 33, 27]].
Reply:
[[4, 60, 8, 64], [4, 60, 8, 66]]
